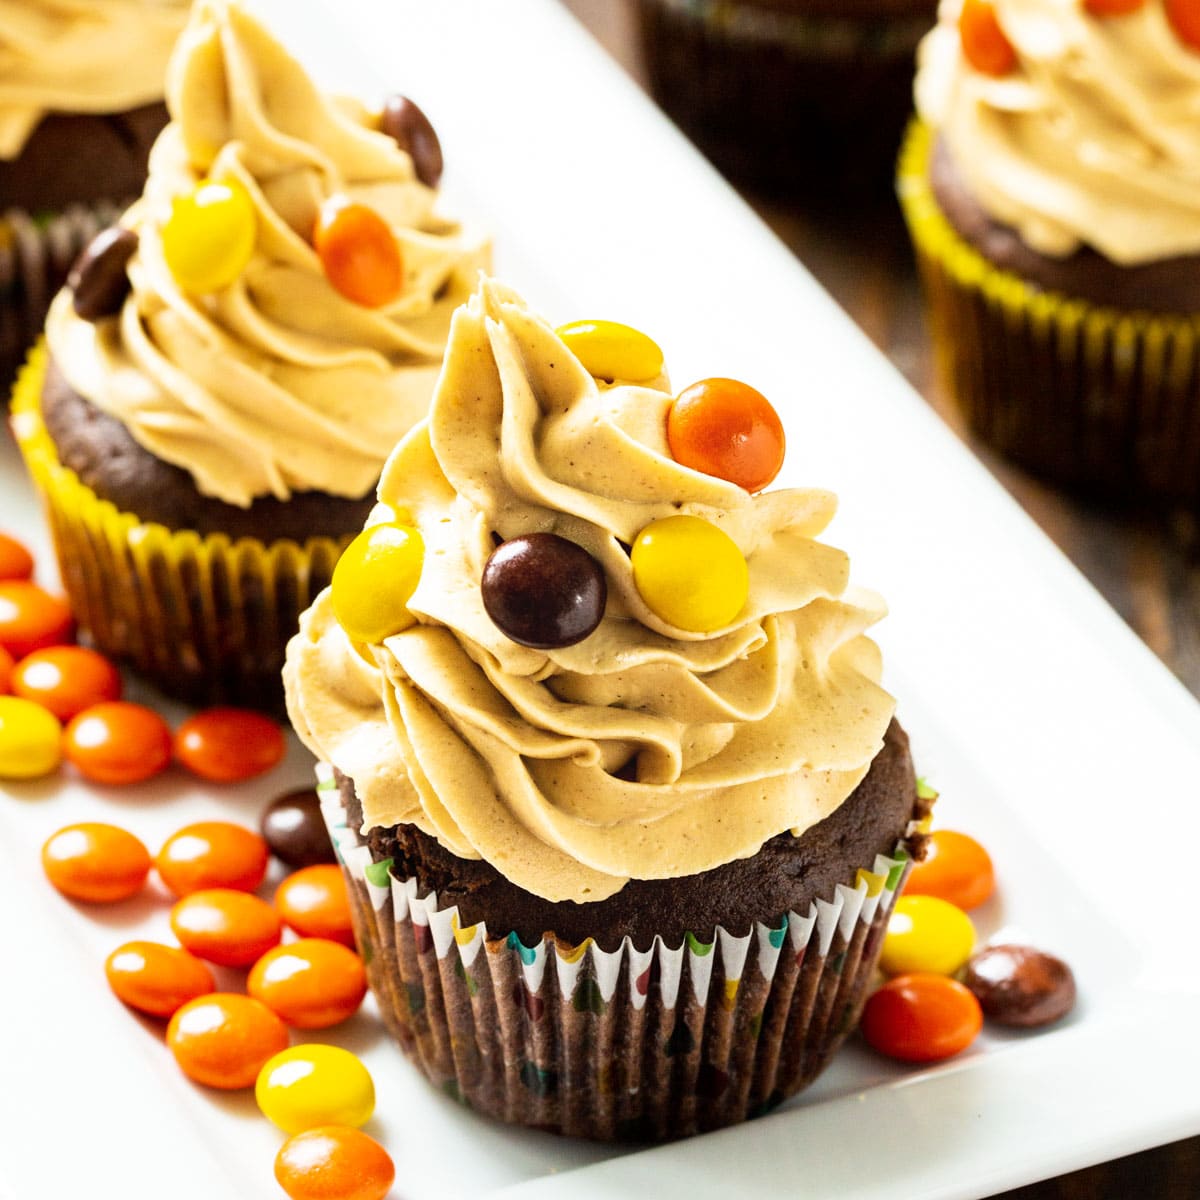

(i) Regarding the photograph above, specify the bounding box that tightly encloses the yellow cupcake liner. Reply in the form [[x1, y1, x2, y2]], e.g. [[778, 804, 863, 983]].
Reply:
[[898, 120, 1200, 506], [10, 343, 351, 710]]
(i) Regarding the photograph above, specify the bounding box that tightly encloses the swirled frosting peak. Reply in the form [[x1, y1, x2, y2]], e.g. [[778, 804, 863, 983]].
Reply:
[[47, 0, 489, 506], [916, 0, 1200, 263], [286, 278, 897, 904], [0, 0, 187, 159]]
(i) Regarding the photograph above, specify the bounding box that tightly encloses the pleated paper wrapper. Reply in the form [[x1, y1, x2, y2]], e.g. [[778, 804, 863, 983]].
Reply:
[[10, 343, 350, 711], [899, 120, 1200, 508], [317, 763, 920, 1142]]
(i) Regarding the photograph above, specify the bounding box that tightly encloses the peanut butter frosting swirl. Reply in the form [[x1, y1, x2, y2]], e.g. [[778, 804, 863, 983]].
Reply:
[[916, 0, 1200, 263], [47, 0, 489, 506], [0, 0, 186, 160], [286, 279, 896, 905]]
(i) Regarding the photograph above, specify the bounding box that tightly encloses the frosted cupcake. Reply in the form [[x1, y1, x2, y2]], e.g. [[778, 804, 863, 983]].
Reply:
[[899, 0, 1200, 504], [11, 0, 489, 708], [0, 0, 188, 390], [286, 278, 928, 1141]]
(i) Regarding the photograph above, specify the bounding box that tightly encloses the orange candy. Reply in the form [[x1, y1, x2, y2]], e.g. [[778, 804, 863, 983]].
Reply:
[[105, 941, 216, 1018], [904, 829, 996, 911], [0, 645, 12, 694], [63, 701, 172, 785], [42, 822, 151, 903], [156, 822, 270, 897], [314, 198, 404, 308], [11, 645, 122, 721], [275, 865, 355, 947], [171, 888, 283, 967], [0, 533, 34, 581], [1167, 0, 1200, 49], [174, 707, 286, 783], [666, 378, 786, 493], [167, 993, 289, 1089], [248, 939, 368, 1029], [1084, 0, 1144, 13], [275, 1126, 395, 1200], [959, 0, 1018, 76], [860, 973, 983, 1063], [0, 581, 73, 659]]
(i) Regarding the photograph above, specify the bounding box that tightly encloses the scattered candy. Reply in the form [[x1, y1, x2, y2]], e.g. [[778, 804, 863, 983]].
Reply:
[[904, 828, 995, 911], [1167, 0, 1200, 49], [11, 645, 122, 722], [275, 865, 355, 948], [556, 320, 664, 383], [880, 895, 976, 978], [261, 789, 337, 869], [174, 707, 285, 783], [162, 179, 256, 294], [631, 515, 749, 632], [0, 695, 62, 779], [0, 533, 34, 581], [667, 378, 785, 493], [860, 973, 983, 1063], [380, 93, 443, 188], [314, 197, 403, 308], [42, 823, 150, 903], [248, 939, 367, 1029], [959, 0, 1017, 75], [170, 888, 283, 967], [275, 1126, 395, 1200], [0, 581, 73, 658], [1084, 0, 1144, 12], [63, 701, 172, 785], [0, 646, 12, 695], [331, 522, 423, 644], [964, 944, 1077, 1028], [167, 993, 289, 1089], [105, 941, 216, 1018], [156, 822, 270, 897], [69, 226, 137, 321], [482, 533, 607, 649], [256, 1044, 375, 1134]]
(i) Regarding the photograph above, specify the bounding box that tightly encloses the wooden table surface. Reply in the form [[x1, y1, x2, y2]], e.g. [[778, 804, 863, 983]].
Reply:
[[561, 1, 1200, 1195]]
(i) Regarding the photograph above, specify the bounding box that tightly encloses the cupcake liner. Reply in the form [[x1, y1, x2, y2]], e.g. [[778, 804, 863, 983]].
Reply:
[[317, 764, 920, 1142], [898, 120, 1200, 507], [10, 344, 351, 710], [0, 202, 125, 396], [636, 0, 934, 193]]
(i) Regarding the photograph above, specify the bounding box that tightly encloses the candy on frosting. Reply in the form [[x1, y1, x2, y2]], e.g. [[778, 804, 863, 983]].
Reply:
[[47, 0, 489, 507], [916, 0, 1200, 263], [0, 0, 187, 160], [285, 278, 896, 905]]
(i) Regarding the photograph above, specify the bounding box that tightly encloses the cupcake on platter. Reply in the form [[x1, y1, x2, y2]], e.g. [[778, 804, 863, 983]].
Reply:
[[286, 277, 929, 1141], [899, 0, 1200, 505], [11, 0, 490, 708], [636, 0, 938, 194], [0, 0, 188, 391]]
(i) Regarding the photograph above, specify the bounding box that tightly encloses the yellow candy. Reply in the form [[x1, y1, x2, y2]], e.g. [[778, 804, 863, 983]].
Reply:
[[162, 179, 256, 293], [557, 320, 664, 383], [0, 696, 62, 779], [880, 895, 976, 978], [255, 1044, 375, 1135], [331, 522, 424, 644], [631, 515, 748, 632]]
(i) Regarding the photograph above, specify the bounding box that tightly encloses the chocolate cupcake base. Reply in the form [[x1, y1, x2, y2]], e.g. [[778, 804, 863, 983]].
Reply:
[[318, 760, 927, 1142]]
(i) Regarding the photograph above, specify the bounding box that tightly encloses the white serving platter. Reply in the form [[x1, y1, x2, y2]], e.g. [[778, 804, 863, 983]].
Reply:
[[3, 1, 1200, 1197]]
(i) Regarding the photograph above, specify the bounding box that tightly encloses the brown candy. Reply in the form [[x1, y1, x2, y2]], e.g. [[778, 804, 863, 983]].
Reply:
[[260, 788, 336, 869], [380, 94, 443, 188], [964, 944, 1076, 1029], [69, 226, 138, 321]]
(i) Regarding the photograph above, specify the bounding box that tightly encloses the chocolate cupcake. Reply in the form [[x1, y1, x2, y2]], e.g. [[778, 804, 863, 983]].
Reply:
[[636, 0, 938, 195], [11, 0, 490, 708], [0, 0, 188, 391], [286, 278, 928, 1141], [899, 0, 1200, 506]]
